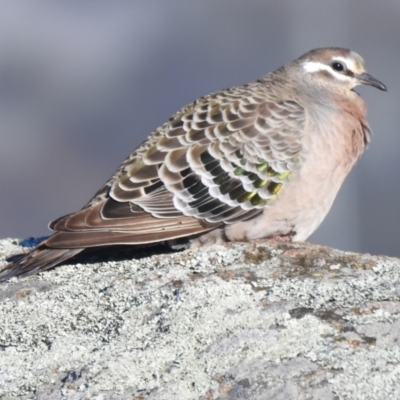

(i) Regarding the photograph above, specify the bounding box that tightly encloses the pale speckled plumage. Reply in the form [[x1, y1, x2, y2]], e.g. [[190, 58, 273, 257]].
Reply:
[[0, 47, 386, 281]]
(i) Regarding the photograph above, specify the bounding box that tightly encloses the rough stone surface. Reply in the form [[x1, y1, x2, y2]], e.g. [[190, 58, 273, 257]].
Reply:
[[0, 238, 400, 399]]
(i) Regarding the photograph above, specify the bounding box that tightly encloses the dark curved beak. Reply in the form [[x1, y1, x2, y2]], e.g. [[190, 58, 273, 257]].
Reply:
[[357, 72, 387, 91]]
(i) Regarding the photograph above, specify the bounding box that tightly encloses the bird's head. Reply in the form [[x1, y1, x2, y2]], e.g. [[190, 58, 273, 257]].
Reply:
[[294, 48, 387, 94]]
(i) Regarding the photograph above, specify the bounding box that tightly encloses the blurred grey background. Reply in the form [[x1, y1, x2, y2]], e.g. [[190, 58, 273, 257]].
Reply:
[[0, 1, 399, 256]]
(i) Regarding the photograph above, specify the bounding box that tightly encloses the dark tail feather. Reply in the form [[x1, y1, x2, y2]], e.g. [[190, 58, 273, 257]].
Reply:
[[0, 246, 83, 282]]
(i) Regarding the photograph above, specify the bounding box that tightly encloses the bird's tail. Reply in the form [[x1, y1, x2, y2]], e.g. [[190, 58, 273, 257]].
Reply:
[[0, 246, 83, 282]]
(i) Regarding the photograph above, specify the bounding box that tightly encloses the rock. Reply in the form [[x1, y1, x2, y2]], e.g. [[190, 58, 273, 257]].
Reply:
[[0, 238, 399, 399]]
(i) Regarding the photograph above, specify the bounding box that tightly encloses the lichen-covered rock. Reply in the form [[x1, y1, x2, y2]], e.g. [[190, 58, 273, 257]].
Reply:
[[0, 238, 400, 399]]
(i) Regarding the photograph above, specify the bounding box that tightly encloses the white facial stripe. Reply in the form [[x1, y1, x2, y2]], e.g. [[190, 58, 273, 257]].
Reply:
[[302, 61, 350, 81], [303, 61, 329, 72]]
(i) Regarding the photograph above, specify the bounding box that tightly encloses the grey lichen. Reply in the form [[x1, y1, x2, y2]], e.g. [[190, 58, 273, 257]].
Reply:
[[0, 238, 400, 399]]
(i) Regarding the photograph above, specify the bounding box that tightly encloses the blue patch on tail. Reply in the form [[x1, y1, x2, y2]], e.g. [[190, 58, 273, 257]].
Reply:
[[20, 236, 49, 248]]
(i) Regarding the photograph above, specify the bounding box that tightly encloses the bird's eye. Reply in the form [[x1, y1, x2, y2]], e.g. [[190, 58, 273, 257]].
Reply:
[[331, 62, 345, 72]]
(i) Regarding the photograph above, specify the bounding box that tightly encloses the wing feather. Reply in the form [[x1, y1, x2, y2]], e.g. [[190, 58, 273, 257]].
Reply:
[[8, 83, 307, 261]]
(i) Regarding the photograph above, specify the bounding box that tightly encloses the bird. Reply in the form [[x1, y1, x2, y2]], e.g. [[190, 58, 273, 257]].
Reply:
[[0, 47, 386, 281]]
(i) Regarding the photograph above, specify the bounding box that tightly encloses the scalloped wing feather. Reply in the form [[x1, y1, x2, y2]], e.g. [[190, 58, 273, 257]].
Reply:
[[1, 83, 306, 280], [43, 85, 306, 245], [109, 85, 306, 227]]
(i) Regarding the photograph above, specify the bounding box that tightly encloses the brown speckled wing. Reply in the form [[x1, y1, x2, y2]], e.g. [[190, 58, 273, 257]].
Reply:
[[108, 85, 305, 228], [29, 85, 306, 249], [0, 85, 306, 280]]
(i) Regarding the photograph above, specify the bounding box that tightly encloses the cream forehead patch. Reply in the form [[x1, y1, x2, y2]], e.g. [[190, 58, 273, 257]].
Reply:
[[333, 54, 365, 73]]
